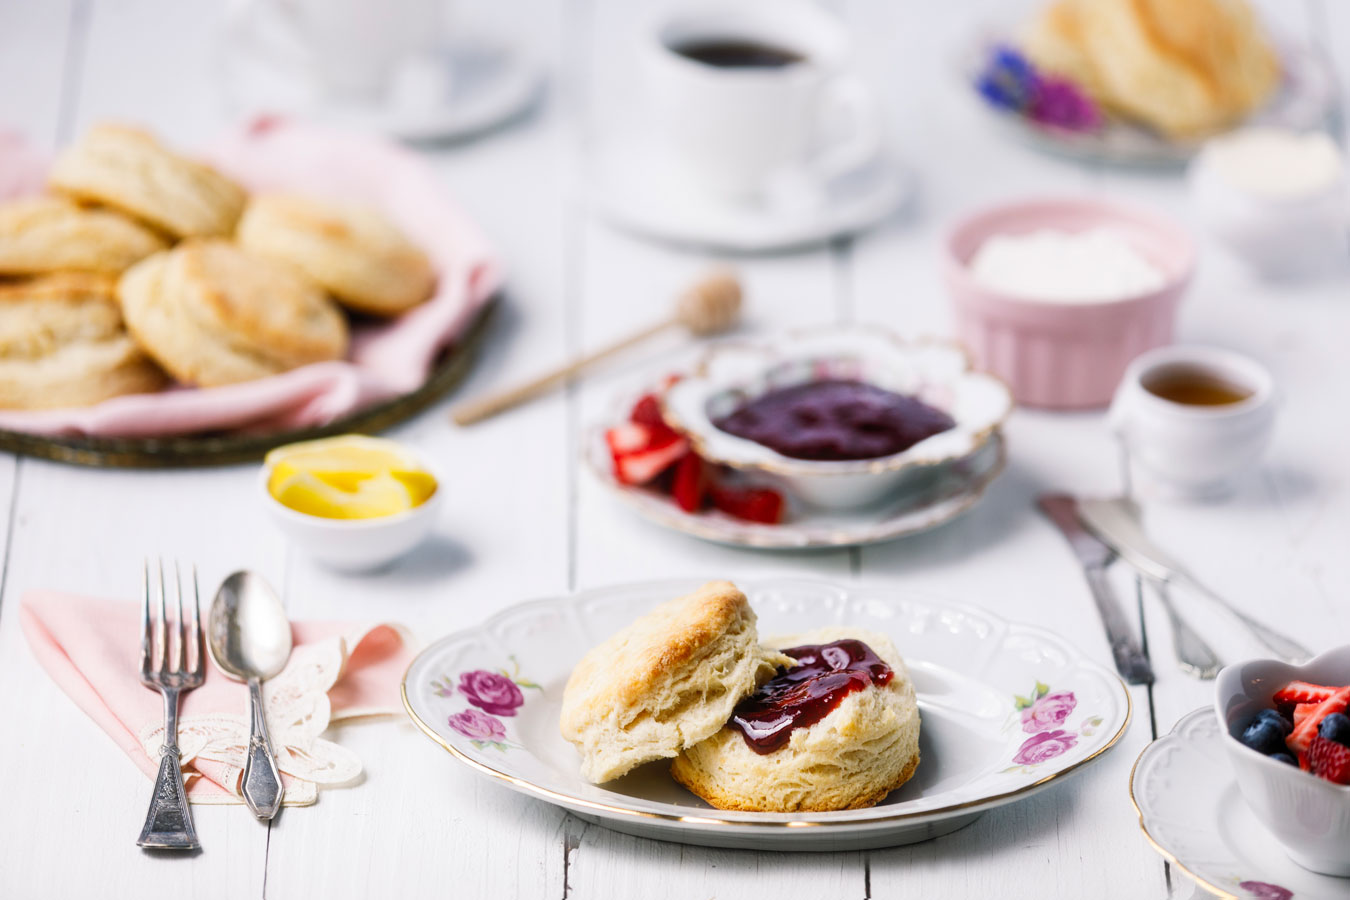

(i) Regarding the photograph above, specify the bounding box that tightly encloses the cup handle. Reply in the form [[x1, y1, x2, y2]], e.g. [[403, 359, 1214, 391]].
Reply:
[[810, 75, 883, 183]]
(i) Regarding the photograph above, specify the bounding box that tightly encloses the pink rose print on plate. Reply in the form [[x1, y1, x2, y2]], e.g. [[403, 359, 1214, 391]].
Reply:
[[448, 708, 506, 742], [1021, 691, 1077, 734], [1013, 729, 1078, 765], [460, 669, 526, 716], [1238, 883, 1292, 900]]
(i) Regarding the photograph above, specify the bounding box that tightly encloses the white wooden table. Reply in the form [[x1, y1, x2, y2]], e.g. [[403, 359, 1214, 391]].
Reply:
[[1, 1, 1348, 897]]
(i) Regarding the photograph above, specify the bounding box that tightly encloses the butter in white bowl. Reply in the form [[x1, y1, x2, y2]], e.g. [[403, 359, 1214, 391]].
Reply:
[[260, 434, 442, 571]]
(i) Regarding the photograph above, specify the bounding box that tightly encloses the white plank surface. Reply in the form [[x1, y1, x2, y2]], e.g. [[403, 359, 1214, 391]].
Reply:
[[0, 0, 1347, 898]]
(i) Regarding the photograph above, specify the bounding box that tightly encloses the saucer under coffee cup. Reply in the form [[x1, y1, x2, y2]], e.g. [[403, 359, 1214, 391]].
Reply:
[[643, 0, 882, 202]]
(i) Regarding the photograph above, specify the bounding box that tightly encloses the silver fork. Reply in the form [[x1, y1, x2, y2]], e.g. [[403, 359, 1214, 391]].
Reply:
[[136, 560, 205, 851]]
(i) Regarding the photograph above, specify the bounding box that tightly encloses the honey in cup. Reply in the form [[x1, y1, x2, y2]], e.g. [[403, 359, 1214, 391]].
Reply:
[[1141, 363, 1254, 407]]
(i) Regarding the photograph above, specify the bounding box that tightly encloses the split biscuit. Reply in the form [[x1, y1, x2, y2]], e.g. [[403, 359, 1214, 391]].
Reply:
[[236, 193, 436, 317], [671, 627, 921, 812], [117, 239, 348, 388], [0, 196, 167, 276], [49, 124, 246, 238], [560, 581, 793, 784], [0, 272, 165, 408]]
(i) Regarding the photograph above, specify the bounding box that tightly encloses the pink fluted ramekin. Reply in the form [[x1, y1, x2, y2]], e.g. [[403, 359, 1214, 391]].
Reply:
[[943, 198, 1197, 410]]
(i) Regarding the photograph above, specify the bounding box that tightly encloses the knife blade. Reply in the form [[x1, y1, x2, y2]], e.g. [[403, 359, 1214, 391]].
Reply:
[[1077, 496, 1312, 663], [1037, 494, 1154, 685]]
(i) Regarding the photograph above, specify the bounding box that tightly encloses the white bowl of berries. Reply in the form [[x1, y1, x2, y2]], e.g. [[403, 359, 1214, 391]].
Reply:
[[1214, 645, 1350, 876]]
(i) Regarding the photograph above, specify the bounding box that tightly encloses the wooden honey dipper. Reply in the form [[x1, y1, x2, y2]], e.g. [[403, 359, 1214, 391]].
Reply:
[[452, 269, 742, 426]]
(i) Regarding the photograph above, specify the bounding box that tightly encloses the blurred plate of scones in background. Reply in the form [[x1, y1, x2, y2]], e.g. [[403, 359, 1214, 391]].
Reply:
[[0, 119, 499, 464]]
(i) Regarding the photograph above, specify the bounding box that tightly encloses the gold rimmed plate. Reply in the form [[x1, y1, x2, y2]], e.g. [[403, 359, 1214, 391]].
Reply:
[[402, 578, 1131, 850], [1131, 708, 1350, 900]]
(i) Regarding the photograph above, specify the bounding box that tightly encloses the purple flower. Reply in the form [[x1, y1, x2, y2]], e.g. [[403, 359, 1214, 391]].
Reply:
[[459, 669, 525, 717], [447, 708, 506, 742], [1029, 77, 1102, 132], [976, 45, 1039, 112], [1238, 883, 1292, 900], [1013, 729, 1078, 765], [1021, 691, 1078, 733], [975, 45, 1102, 134]]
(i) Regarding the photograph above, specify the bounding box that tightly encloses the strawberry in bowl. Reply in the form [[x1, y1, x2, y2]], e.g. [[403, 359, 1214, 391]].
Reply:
[[1215, 646, 1350, 876]]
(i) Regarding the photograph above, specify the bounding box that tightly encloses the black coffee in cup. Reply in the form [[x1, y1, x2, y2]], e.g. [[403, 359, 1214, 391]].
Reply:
[[672, 38, 805, 69]]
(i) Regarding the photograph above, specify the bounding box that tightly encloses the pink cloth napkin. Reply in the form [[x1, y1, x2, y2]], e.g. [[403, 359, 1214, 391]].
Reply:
[[0, 116, 503, 437], [20, 589, 415, 802]]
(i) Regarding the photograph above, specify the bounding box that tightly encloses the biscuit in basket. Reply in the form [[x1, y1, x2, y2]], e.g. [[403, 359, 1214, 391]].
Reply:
[[560, 581, 793, 784], [671, 627, 921, 812], [0, 273, 165, 409], [0, 196, 167, 276], [118, 239, 348, 387], [49, 124, 246, 239], [236, 194, 436, 317]]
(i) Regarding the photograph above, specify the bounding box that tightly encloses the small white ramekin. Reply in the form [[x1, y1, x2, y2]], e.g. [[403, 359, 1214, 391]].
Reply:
[[258, 461, 443, 573], [1110, 344, 1277, 499], [1214, 645, 1350, 876]]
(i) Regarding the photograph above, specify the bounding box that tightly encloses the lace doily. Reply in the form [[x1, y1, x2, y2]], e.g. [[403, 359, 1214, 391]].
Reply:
[[137, 625, 403, 806]]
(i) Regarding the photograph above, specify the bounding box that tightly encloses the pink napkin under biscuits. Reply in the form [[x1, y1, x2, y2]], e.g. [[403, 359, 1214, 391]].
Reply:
[[0, 117, 502, 437], [21, 589, 415, 805]]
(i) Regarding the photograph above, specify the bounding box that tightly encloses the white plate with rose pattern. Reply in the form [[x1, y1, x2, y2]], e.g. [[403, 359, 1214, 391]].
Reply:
[[1132, 708, 1350, 900], [402, 578, 1131, 850]]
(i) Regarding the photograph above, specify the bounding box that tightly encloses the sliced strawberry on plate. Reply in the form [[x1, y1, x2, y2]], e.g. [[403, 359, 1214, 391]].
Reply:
[[670, 452, 709, 513], [1273, 681, 1340, 705], [1307, 735, 1350, 784], [629, 394, 666, 429], [615, 435, 689, 485], [1288, 686, 1350, 755], [710, 484, 785, 525], [606, 423, 654, 456]]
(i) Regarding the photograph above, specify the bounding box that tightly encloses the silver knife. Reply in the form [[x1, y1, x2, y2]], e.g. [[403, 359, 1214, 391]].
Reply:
[[1038, 494, 1154, 685], [1077, 497, 1312, 663]]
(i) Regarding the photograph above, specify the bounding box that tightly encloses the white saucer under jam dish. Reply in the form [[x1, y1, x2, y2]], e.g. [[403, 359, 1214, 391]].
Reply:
[[403, 578, 1130, 851], [585, 425, 1005, 550], [1132, 708, 1350, 900], [661, 329, 1013, 509], [587, 136, 913, 252]]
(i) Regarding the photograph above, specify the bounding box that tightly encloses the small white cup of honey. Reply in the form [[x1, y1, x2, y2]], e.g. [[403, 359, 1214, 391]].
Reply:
[[1110, 345, 1276, 499]]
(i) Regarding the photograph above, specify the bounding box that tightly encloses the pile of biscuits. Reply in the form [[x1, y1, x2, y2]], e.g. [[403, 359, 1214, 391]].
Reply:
[[0, 123, 437, 410], [559, 581, 922, 812], [1022, 0, 1280, 139]]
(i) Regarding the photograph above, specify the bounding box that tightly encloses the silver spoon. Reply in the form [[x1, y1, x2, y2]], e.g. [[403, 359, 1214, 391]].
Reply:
[[207, 571, 292, 820], [1150, 579, 1223, 679]]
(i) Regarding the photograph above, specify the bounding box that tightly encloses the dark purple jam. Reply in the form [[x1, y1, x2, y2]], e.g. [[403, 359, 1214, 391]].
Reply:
[[730, 639, 894, 755], [712, 379, 956, 461]]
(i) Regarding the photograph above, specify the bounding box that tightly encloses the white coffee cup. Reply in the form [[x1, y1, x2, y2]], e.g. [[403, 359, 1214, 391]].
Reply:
[[643, 0, 881, 200], [1110, 345, 1277, 499], [230, 0, 447, 102]]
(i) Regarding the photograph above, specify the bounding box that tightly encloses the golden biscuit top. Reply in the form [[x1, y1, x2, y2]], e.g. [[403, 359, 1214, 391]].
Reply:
[[0, 273, 124, 358], [166, 239, 347, 362], [561, 581, 754, 729], [245, 194, 424, 257]]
